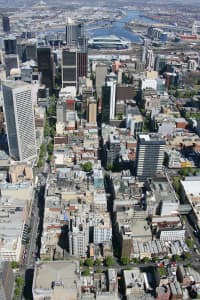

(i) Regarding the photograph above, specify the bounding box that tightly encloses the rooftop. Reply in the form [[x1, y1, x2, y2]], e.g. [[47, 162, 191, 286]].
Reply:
[[181, 176, 200, 197], [138, 133, 165, 145], [3, 80, 30, 89], [33, 261, 80, 299]]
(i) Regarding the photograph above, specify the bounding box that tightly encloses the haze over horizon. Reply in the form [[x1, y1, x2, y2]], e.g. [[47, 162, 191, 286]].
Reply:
[[0, 0, 200, 8]]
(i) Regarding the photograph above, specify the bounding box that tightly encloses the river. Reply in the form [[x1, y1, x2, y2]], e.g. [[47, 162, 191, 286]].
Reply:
[[86, 10, 156, 44]]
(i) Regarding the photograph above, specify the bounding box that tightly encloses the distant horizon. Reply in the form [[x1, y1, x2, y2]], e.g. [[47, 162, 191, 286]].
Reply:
[[0, 0, 200, 9]]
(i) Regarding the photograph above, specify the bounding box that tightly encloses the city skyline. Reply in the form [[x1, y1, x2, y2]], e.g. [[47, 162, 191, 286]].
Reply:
[[0, 1, 200, 299]]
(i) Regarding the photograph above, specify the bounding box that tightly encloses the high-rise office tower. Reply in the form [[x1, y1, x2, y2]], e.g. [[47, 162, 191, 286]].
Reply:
[[101, 75, 117, 123], [155, 54, 167, 74], [66, 18, 83, 46], [16, 41, 27, 62], [95, 64, 107, 100], [0, 15, 10, 33], [2, 81, 37, 161], [136, 134, 165, 178], [65, 18, 88, 79], [37, 47, 54, 95], [87, 99, 97, 123], [4, 37, 16, 55], [146, 49, 154, 71], [77, 36, 88, 78], [26, 41, 37, 61], [106, 79, 117, 120], [62, 48, 77, 88], [77, 51, 87, 78], [4, 54, 20, 76]]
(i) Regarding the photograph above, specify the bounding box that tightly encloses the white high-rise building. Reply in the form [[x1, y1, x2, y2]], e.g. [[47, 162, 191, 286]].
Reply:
[[69, 229, 88, 258], [106, 79, 117, 120], [146, 49, 154, 71], [2, 80, 37, 161], [93, 213, 112, 244]]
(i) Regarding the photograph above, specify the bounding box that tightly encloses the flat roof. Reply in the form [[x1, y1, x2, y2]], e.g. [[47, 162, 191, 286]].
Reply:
[[181, 176, 200, 197], [3, 80, 30, 89], [34, 261, 79, 290], [138, 133, 165, 145]]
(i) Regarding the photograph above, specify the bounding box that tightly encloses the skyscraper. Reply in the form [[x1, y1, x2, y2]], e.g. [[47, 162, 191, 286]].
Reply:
[[4, 37, 16, 55], [66, 18, 83, 46], [95, 64, 107, 100], [136, 134, 165, 178], [101, 75, 117, 123], [87, 99, 97, 123], [26, 41, 37, 61], [146, 49, 154, 71], [65, 18, 88, 79], [61, 48, 77, 88], [2, 81, 37, 161], [0, 15, 10, 33], [77, 36, 88, 78], [4, 54, 19, 76], [37, 47, 54, 95]]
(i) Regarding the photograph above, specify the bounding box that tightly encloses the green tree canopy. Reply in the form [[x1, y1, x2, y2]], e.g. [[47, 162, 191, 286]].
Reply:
[[81, 161, 93, 172], [16, 276, 25, 287], [186, 238, 194, 248], [142, 257, 150, 263], [82, 269, 90, 276], [121, 256, 130, 265], [171, 254, 181, 262], [183, 252, 191, 260], [95, 258, 102, 266], [84, 258, 93, 267], [11, 261, 19, 269], [104, 256, 114, 267]]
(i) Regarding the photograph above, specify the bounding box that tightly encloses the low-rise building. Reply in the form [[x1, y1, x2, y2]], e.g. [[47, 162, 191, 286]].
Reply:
[[123, 268, 149, 298], [32, 261, 81, 300]]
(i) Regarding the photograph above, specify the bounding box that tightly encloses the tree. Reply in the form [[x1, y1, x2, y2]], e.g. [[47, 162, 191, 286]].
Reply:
[[186, 238, 194, 248], [14, 287, 21, 296], [183, 252, 191, 260], [121, 256, 130, 265], [178, 167, 192, 176], [96, 268, 102, 273], [16, 276, 25, 287], [172, 176, 181, 195], [95, 258, 102, 266], [37, 159, 44, 168], [81, 161, 93, 172], [40, 143, 45, 155], [142, 257, 150, 263], [82, 269, 90, 276], [106, 163, 113, 171], [131, 257, 139, 264], [44, 121, 50, 137], [84, 258, 93, 267], [47, 141, 54, 155], [171, 254, 181, 262], [152, 256, 159, 263], [50, 127, 56, 138], [11, 261, 19, 269], [104, 256, 114, 267]]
